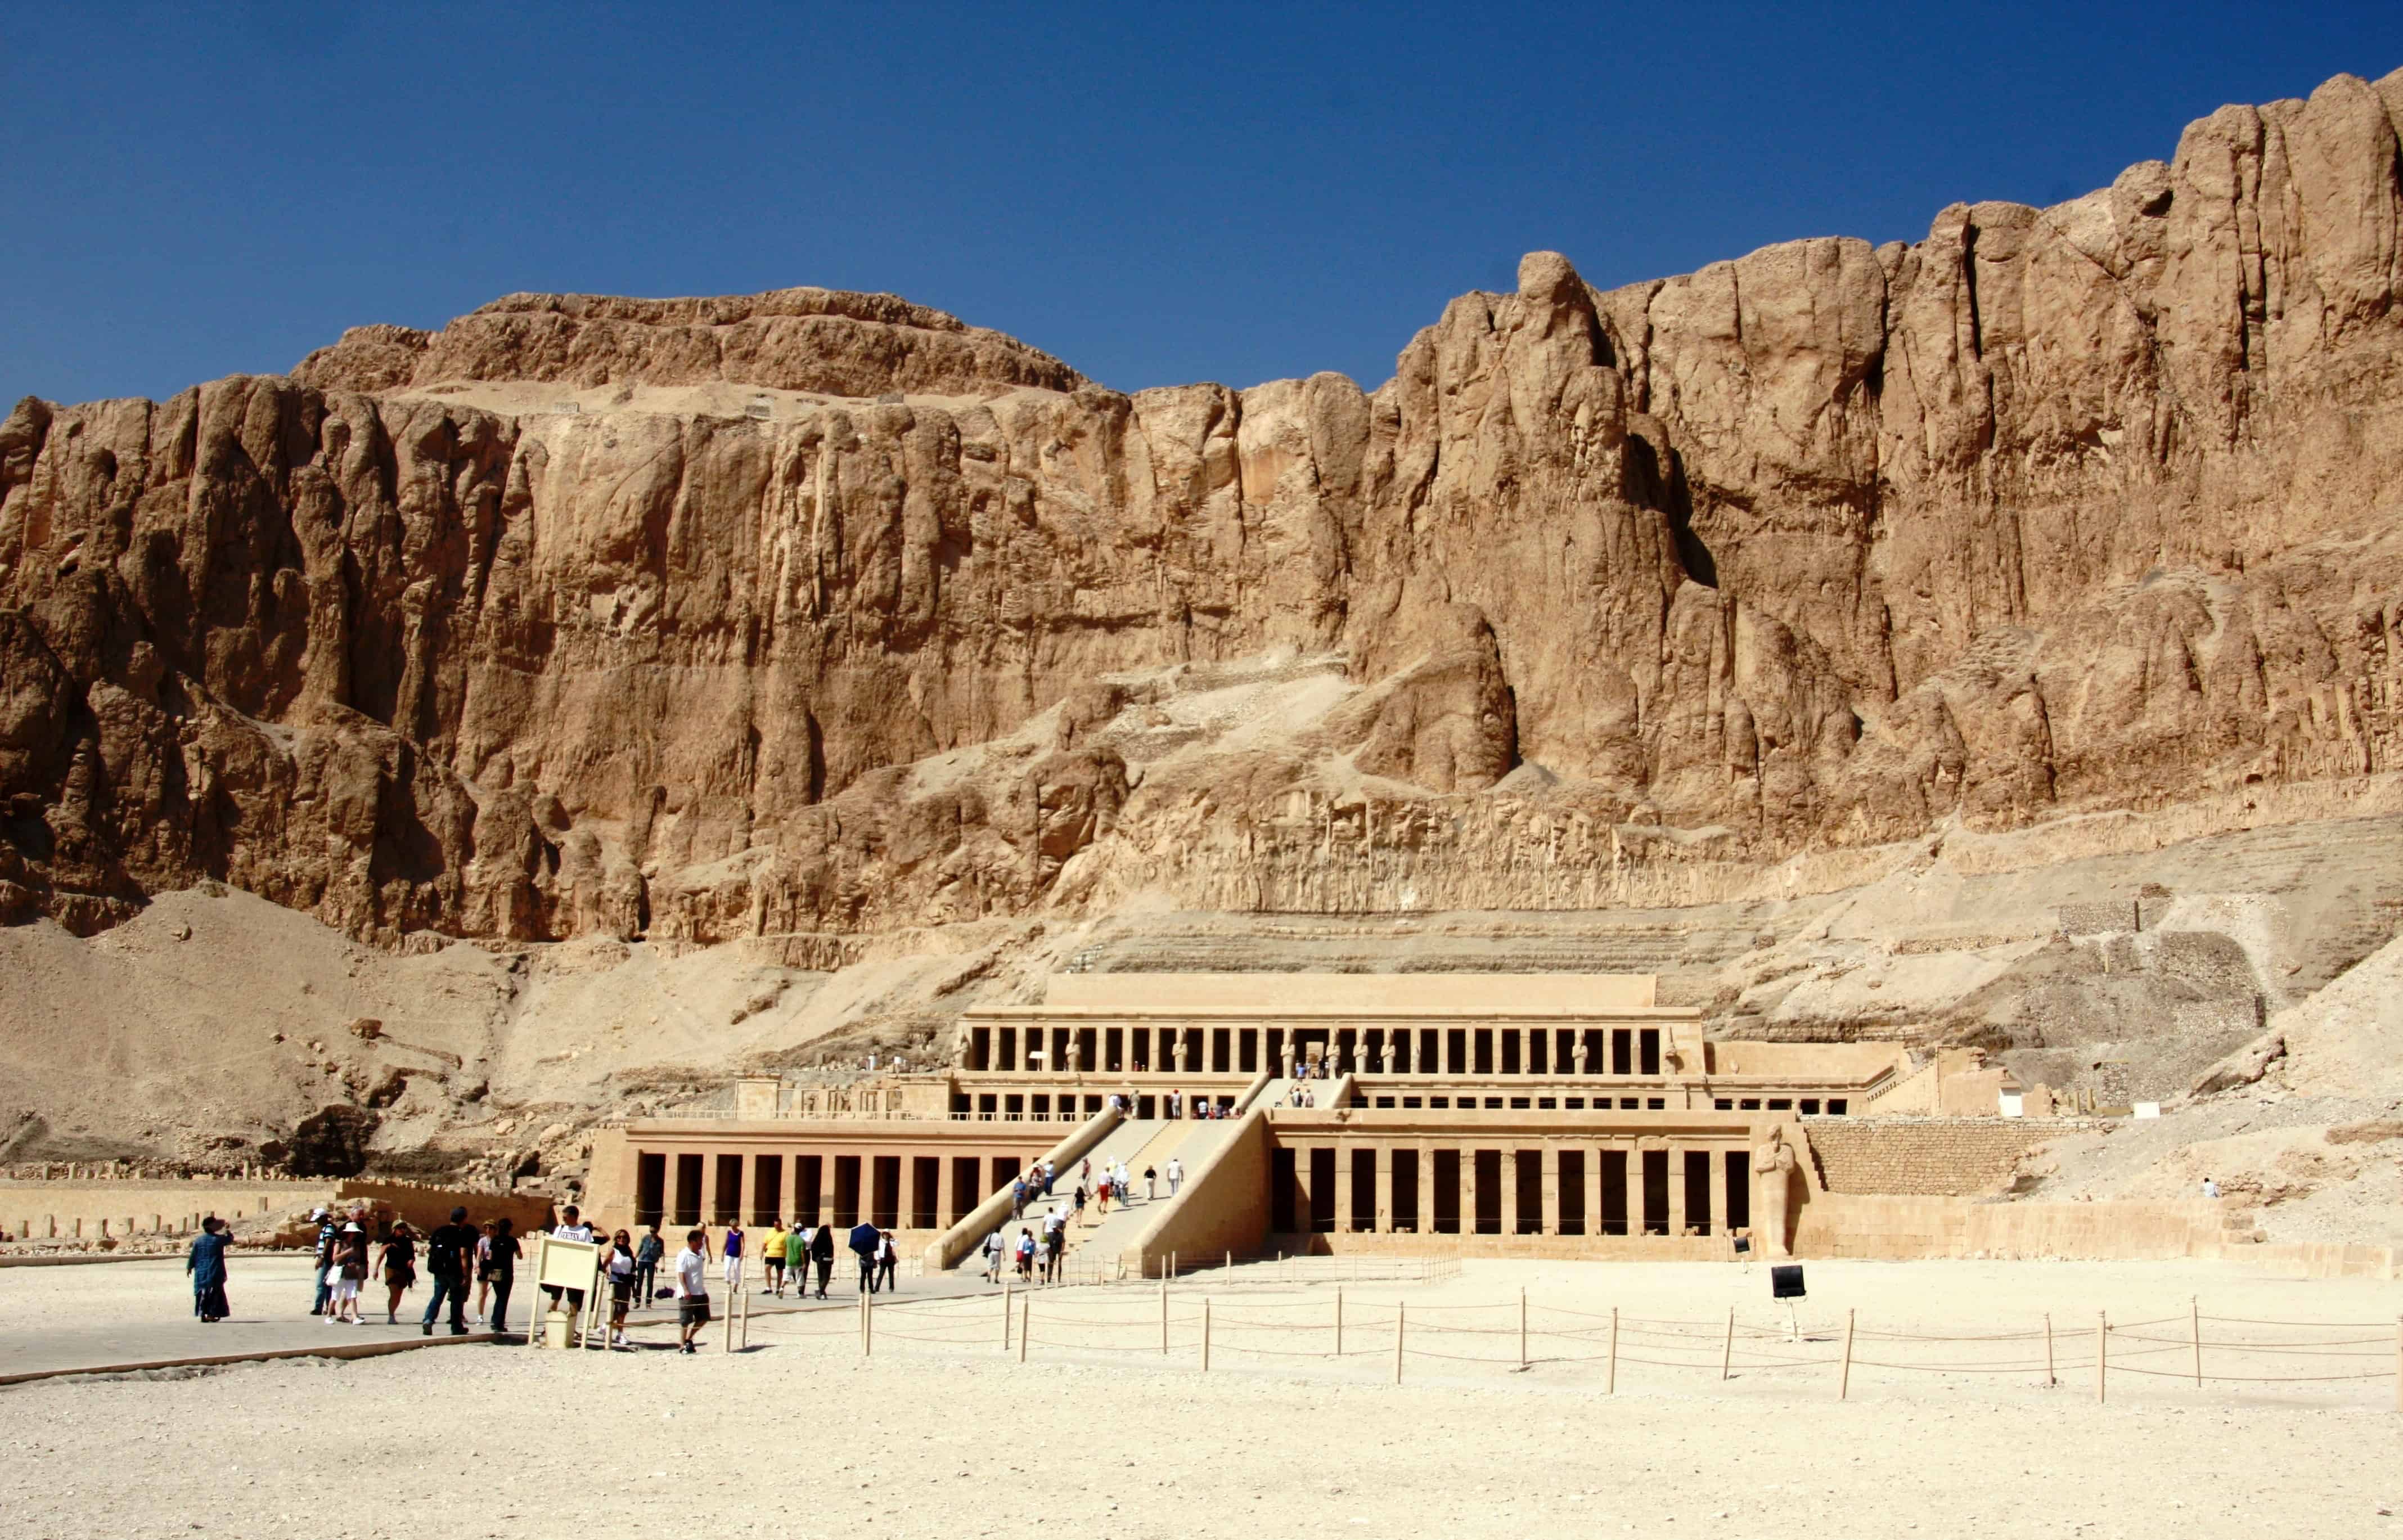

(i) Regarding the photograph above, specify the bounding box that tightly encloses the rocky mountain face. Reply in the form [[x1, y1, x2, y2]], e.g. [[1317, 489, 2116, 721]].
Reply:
[[4, 69, 2402, 948]]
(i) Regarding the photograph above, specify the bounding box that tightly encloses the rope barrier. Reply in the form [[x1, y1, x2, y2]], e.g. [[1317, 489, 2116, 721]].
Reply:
[[736, 1287, 2399, 1408], [2103, 1361, 2397, 1384]]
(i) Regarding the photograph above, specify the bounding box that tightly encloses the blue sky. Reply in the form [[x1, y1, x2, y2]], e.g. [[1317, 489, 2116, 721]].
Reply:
[[6, 3, 2400, 404]]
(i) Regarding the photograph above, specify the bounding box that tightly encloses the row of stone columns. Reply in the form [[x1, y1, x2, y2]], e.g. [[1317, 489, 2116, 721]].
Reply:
[[975, 1023, 1663, 1076], [1286, 1140, 1740, 1238], [660, 1149, 1002, 1232]]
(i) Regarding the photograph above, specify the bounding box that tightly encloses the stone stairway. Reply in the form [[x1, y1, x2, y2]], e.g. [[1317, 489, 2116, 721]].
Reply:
[[966, 1116, 1164, 1274], [1047, 1116, 1248, 1277]]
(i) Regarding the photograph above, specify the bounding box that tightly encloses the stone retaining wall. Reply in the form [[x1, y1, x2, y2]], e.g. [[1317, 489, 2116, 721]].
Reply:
[[1803, 1119, 2054, 1197]]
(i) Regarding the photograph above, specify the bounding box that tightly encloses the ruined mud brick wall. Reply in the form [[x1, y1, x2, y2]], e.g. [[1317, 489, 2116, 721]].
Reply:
[[1802, 1118, 2054, 1196]]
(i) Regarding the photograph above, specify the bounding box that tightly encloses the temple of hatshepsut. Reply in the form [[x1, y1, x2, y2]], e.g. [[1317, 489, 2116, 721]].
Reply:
[[587, 972, 2260, 1275]]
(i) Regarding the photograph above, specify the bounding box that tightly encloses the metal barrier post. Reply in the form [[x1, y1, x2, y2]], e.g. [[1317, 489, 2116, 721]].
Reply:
[[1018, 1294, 1029, 1363], [2096, 1312, 2107, 1404], [1160, 1282, 1169, 1355], [2190, 1298, 2202, 1387], [1839, 1309, 1855, 1400], [1336, 1289, 1344, 1358], [1606, 1307, 1618, 1394], [2044, 1313, 2055, 1386], [1394, 1300, 1405, 1385], [1519, 1290, 1528, 1370], [1721, 1306, 1734, 1381], [1202, 1297, 1212, 1371], [863, 1287, 873, 1357]]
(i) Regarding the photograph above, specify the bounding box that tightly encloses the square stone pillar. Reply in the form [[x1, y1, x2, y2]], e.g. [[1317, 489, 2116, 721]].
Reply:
[[1460, 1147, 1479, 1236], [1291, 1143, 1315, 1235], [1588, 1145, 1607, 1237], [1520, 1026, 1533, 1075], [1374, 1143, 1394, 1233], [1540, 1145, 1561, 1235], [1666, 1143, 1688, 1237], [1708, 1143, 1730, 1239], [737, 1152, 757, 1228]]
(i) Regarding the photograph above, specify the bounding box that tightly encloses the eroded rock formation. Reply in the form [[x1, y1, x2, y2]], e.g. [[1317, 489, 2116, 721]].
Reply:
[[3, 69, 2402, 945]]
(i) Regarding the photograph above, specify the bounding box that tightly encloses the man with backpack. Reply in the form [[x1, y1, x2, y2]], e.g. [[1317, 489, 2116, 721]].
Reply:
[[420, 1205, 478, 1336]]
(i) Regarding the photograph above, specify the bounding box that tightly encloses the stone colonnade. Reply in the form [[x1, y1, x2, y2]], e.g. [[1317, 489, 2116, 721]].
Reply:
[[967, 1020, 1669, 1078], [1268, 1136, 1753, 1241], [622, 1139, 1052, 1236]]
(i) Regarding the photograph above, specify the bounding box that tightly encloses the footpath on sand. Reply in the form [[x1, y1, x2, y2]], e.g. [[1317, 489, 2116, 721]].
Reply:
[[0, 1244, 1038, 1385]]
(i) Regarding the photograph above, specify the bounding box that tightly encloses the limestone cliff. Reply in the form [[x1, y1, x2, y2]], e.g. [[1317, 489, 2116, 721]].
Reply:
[[3, 69, 2402, 946]]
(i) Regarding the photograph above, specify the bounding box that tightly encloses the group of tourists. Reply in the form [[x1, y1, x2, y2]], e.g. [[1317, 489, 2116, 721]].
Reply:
[[297, 1202, 515, 1334], [705, 1219, 901, 1299], [980, 1150, 1187, 1286], [179, 1192, 941, 1346]]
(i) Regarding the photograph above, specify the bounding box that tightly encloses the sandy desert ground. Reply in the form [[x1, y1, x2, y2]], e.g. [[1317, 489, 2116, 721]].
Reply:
[[4, 1255, 2396, 1540]]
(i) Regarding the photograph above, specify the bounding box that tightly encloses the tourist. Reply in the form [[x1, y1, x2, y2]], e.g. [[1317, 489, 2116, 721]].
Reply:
[[420, 1205, 478, 1337], [675, 1228, 710, 1354], [308, 1207, 337, 1316], [982, 1227, 1005, 1283], [847, 1221, 880, 1294], [185, 1214, 231, 1323], [1114, 1159, 1131, 1201], [2202, 1176, 2221, 1199], [487, 1217, 520, 1334], [1010, 1176, 1028, 1221], [1167, 1156, 1184, 1197], [1144, 1165, 1158, 1201], [328, 1221, 368, 1325], [876, 1230, 898, 1293], [763, 1219, 788, 1295], [723, 1221, 746, 1291], [378, 1221, 417, 1325], [781, 1223, 806, 1296], [808, 1220, 834, 1298], [634, 1225, 664, 1304], [1014, 1226, 1036, 1280], [1042, 1209, 1065, 1283], [1072, 1183, 1087, 1226], [1095, 1173, 1112, 1218], [1042, 1159, 1057, 1195], [606, 1230, 637, 1349], [543, 1204, 596, 1329], [469, 1221, 497, 1325]]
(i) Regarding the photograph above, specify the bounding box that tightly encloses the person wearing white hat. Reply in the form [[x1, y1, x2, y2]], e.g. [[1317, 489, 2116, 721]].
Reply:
[[327, 1221, 368, 1325]]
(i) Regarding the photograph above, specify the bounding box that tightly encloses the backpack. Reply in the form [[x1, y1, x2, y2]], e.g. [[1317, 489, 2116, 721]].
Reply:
[[428, 1226, 465, 1276]]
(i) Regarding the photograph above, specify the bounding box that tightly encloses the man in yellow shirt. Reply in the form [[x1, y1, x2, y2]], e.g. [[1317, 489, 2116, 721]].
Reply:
[[762, 1222, 789, 1296]]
